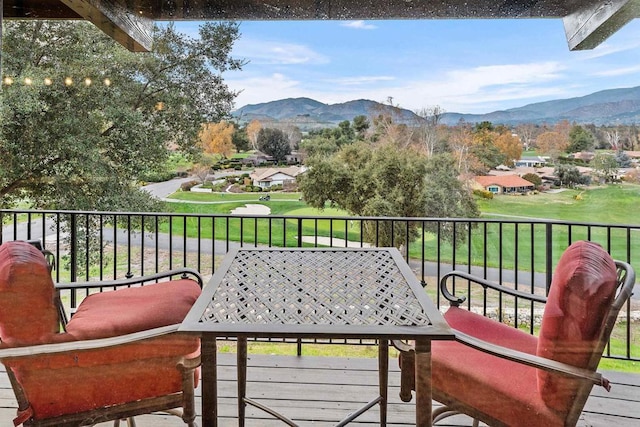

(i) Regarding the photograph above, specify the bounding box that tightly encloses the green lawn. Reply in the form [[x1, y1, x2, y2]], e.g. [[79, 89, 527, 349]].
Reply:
[[163, 184, 640, 268]]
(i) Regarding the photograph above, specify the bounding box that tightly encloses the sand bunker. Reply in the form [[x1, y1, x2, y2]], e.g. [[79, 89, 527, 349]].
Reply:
[[230, 204, 271, 215]]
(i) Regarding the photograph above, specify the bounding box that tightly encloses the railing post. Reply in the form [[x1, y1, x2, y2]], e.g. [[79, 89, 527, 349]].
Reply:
[[545, 222, 553, 294], [69, 213, 78, 307], [297, 218, 303, 248]]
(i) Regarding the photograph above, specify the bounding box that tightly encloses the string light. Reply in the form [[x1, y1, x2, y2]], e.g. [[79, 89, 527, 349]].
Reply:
[[0, 76, 113, 87]]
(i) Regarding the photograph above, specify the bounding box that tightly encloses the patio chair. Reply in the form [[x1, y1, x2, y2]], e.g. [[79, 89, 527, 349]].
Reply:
[[393, 240, 635, 426], [0, 240, 203, 427]]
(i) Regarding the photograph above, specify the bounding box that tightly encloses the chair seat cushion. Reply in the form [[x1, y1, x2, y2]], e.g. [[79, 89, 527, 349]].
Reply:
[[65, 278, 202, 340], [6, 278, 202, 419], [432, 306, 564, 427]]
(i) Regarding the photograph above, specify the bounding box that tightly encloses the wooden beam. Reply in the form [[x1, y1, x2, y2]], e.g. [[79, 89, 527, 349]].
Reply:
[[563, 0, 640, 51], [60, 0, 153, 52]]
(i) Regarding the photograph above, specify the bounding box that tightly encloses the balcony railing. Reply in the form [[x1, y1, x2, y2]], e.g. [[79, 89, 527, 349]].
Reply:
[[1, 208, 638, 362]]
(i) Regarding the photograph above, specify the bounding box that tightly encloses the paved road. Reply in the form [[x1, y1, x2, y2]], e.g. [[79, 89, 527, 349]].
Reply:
[[141, 177, 195, 199]]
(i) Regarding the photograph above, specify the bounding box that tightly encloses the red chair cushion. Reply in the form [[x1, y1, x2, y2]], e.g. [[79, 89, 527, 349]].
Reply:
[[432, 306, 564, 426], [0, 241, 59, 346], [537, 240, 618, 412], [65, 278, 202, 340], [6, 278, 202, 419]]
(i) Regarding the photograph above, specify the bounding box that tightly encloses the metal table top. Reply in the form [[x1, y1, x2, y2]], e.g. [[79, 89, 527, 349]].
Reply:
[[180, 247, 453, 340]]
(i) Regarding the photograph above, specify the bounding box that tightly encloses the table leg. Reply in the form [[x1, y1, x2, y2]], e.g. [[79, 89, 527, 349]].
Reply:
[[201, 336, 218, 427], [378, 339, 388, 427], [238, 337, 248, 427], [414, 339, 432, 427]]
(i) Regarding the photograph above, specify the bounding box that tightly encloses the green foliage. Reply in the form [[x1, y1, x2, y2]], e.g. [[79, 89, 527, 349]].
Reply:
[[568, 125, 595, 153], [521, 173, 543, 187], [554, 164, 585, 188], [257, 128, 291, 162], [298, 144, 478, 246], [473, 189, 494, 199], [615, 149, 632, 168], [592, 152, 620, 183], [0, 20, 242, 211], [232, 124, 251, 152]]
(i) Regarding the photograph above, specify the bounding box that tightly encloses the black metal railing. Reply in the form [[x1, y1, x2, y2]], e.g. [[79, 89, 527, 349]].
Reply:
[[1, 209, 638, 361]]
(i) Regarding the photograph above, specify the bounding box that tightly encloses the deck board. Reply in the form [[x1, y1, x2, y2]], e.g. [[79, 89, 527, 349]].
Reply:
[[1, 353, 639, 426]]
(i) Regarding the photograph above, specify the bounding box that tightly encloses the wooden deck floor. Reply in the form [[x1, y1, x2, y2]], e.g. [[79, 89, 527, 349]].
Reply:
[[1, 353, 639, 426]]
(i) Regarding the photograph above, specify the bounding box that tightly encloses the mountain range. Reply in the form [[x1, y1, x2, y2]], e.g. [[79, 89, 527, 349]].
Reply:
[[232, 86, 640, 130]]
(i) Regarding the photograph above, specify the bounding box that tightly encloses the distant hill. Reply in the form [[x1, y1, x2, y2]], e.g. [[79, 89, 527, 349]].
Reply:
[[232, 98, 419, 130], [232, 86, 640, 130]]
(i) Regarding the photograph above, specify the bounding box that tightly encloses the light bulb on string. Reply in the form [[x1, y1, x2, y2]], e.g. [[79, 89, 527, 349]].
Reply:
[[65, 77, 73, 86], [3, 77, 14, 85], [24, 77, 33, 86], [44, 78, 53, 86], [84, 78, 92, 86], [104, 78, 111, 86]]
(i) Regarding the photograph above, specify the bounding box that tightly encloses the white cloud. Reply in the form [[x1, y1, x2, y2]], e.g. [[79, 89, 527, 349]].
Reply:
[[227, 73, 305, 109], [233, 38, 329, 65], [592, 64, 640, 77], [341, 21, 378, 30], [327, 76, 396, 86]]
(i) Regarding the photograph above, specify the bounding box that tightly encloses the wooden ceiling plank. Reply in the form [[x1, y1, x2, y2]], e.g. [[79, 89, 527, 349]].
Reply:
[[60, 0, 153, 52], [563, 0, 640, 50]]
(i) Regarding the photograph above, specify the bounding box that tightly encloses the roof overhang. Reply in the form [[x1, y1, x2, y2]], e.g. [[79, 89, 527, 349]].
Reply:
[[3, 1, 639, 52]]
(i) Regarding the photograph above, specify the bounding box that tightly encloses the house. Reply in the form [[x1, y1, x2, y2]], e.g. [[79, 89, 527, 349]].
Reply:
[[241, 152, 274, 167], [514, 157, 547, 168], [250, 166, 307, 189], [474, 175, 536, 195]]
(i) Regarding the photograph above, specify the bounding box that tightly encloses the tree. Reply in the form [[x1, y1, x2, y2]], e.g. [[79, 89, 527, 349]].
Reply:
[[522, 173, 542, 187], [298, 143, 478, 246], [257, 128, 291, 162], [352, 115, 370, 140], [591, 153, 619, 183], [414, 106, 444, 157], [422, 154, 479, 243], [515, 123, 538, 150], [568, 125, 595, 153], [536, 131, 568, 162], [554, 164, 583, 188], [246, 120, 262, 150], [0, 20, 243, 210], [200, 121, 235, 158], [231, 124, 250, 152], [615, 149, 632, 168], [494, 132, 522, 167], [470, 124, 505, 171]]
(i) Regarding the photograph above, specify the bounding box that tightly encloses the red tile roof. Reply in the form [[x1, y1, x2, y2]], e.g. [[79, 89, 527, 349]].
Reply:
[[475, 175, 535, 189]]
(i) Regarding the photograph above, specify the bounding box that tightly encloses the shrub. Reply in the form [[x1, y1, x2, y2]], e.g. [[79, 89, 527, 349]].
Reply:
[[473, 189, 494, 199], [180, 180, 199, 191], [522, 173, 542, 187]]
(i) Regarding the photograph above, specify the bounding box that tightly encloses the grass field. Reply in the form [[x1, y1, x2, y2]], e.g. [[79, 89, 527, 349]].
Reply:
[[163, 183, 640, 271]]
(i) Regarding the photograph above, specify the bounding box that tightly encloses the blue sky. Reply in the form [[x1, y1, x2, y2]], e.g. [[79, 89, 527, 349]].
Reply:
[[174, 18, 640, 114]]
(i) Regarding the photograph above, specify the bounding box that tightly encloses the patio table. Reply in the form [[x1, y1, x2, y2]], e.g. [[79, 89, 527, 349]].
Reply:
[[179, 247, 454, 427]]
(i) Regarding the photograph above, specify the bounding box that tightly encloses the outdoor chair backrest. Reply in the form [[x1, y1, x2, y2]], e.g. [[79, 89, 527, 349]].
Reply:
[[0, 241, 59, 347]]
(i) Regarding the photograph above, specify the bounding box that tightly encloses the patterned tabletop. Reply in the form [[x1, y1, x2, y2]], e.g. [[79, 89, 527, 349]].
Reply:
[[180, 247, 452, 340]]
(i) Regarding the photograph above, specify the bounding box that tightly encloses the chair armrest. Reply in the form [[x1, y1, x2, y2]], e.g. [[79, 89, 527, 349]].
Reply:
[[440, 270, 547, 307], [453, 330, 610, 390], [54, 268, 204, 290], [0, 324, 195, 359]]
